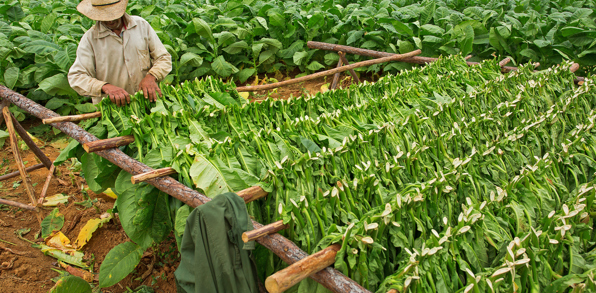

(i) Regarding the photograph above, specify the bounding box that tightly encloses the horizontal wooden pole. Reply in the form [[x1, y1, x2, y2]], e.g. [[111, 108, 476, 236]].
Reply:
[[237, 185, 268, 203], [82, 135, 135, 153], [0, 163, 45, 181], [266, 244, 341, 293], [243, 220, 287, 243], [0, 198, 36, 210], [43, 112, 101, 124], [131, 167, 176, 184], [236, 49, 421, 92], [0, 85, 370, 293]]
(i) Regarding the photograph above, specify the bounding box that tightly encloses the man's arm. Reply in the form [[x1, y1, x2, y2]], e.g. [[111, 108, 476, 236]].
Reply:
[[68, 34, 130, 106]]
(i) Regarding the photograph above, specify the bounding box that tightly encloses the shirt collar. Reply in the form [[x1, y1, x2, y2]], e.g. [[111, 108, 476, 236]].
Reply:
[[95, 13, 137, 39]]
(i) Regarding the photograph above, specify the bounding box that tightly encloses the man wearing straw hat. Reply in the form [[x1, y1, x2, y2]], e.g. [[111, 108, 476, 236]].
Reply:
[[68, 0, 172, 106]]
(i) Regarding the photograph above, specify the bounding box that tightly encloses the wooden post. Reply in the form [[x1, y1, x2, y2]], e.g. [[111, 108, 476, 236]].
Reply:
[[38, 164, 56, 205], [10, 114, 53, 169], [338, 53, 361, 84], [499, 57, 511, 67], [42, 112, 101, 124], [0, 198, 36, 211], [82, 135, 135, 153], [131, 167, 177, 184], [236, 49, 421, 92], [464, 55, 473, 60], [570, 63, 580, 73], [330, 53, 344, 90], [242, 220, 288, 243], [0, 85, 370, 293], [0, 163, 44, 181], [237, 186, 268, 203], [265, 244, 341, 293], [2, 107, 37, 206]]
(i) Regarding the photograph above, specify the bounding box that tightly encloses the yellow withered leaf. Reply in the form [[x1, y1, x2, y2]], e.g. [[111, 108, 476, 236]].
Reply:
[[42, 193, 70, 206], [74, 213, 113, 249], [103, 188, 117, 199]]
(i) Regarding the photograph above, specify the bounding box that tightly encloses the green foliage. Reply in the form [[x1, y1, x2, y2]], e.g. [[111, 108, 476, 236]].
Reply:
[[99, 241, 144, 288], [41, 208, 64, 238], [49, 275, 92, 293]]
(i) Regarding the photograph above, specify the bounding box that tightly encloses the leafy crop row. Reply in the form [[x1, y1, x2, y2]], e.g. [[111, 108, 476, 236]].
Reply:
[[2, 0, 595, 115], [68, 56, 596, 291]]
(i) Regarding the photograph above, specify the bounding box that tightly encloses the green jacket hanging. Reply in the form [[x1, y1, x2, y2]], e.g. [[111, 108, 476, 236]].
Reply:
[[175, 192, 259, 293]]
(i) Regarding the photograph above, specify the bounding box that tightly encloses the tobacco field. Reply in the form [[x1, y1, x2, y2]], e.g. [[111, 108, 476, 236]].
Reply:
[[1, 0, 596, 115], [58, 55, 596, 292]]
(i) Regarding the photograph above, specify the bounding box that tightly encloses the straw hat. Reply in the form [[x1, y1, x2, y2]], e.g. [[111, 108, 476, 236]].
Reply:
[[77, 0, 128, 22]]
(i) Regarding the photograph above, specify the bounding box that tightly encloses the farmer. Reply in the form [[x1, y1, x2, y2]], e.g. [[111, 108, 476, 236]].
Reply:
[[68, 0, 172, 106]]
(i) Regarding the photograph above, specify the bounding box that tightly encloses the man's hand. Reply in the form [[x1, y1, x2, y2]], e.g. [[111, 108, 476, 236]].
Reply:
[[139, 74, 162, 102], [102, 84, 130, 106]]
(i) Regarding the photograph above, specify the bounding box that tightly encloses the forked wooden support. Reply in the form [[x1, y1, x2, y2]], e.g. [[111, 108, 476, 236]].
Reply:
[[131, 167, 176, 184], [242, 220, 288, 243], [265, 244, 341, 293], [330, 53, 344, 90], [0, 163, 44, 181], [83, 135, 135, 153], [2, 107, 37, 207], [38, 164, 56, 205], [237, 185, 268, 203], [43, 111, 101, 124], [0, 198, 36, 211], [338, 54, 361, 84]]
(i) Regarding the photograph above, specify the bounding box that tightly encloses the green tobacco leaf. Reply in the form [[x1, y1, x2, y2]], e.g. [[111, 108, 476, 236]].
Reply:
[[211, 55, 239, 77], [81, 153, 105, 193], [174, 205, 191, 238], [180, 52, 203, 68], [293, 51, 309, 65], [49, 275, 92, 293], [99, 241, 144, 288], [74, 103, 97, 114], [4, 67, 19, 89], [41, 13, 57, 34], [54, 139, 80, 165], [189, 154, 234, 197], [421, 24, 445, 35], [191, 18, 214, 43], [237, 68, 255, 83], [41, 208, 65, 238], [38, 74, 78, 97], [420, 1, 436, 25], [222, 41, 249, 54], [0, 129, 9, 149], [38, 244, 87, 268], [306, 61, 325, 71]]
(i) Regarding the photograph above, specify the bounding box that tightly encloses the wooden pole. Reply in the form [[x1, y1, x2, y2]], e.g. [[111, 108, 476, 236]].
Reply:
[[265, 244, 342, 293], [0, 198, 36, 211], [237, 186, 268, 203], [243, 220, 288, 243], [236, 49, 421, 92], [10, 114, 53, 169], [2, 107, 37, 206], [0, 163, 44, 181], [131, 167, 177, 184], [38, 164, 56, 205], [570, 63, 580, 73], [330, 53, 343, 90], [0, 85, 369, 293], [338, 53, 361, 84], [499, 57, 511, 67], [82, 135, 135, 153], [464, 55, 473, 60], [42, 112, 101, 124], [387, 290, 397, 293]]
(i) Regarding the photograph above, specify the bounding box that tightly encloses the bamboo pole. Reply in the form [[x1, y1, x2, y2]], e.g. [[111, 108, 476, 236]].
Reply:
[[0, 198, 36, 210], [330, 54, 343, 90], [0, 163, 44, 181], [38, 164, 56, 205], [2, 107, 37, 206], [82, 135, 135, 153], [265, 244, 342, 293], [338, 53, 361, 84], [237, 186, 268, 203], [0, 85, 369, 293], [42, 111, 101, 124], [242, 220, 288, 243], [10, 114, 53, 169], [236, 49, 421, 92], [131, 167, 176, 184]]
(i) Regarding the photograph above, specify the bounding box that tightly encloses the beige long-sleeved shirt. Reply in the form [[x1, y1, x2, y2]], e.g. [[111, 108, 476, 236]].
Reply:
[[68, 14, 172, 104]]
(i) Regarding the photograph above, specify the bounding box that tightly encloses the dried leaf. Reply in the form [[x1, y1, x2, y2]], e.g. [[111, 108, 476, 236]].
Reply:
[[43, 194, 70, 206], [74, 213, 113, 249]]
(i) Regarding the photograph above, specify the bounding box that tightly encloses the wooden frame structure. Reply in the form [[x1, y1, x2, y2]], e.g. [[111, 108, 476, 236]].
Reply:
[[0, 43, 583, 293]]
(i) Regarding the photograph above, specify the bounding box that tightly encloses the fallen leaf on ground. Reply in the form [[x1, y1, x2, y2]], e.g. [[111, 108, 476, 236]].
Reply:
[[60, 262, 95, 282], [43, 194, 70, 206], [74, 213, 113, 249]]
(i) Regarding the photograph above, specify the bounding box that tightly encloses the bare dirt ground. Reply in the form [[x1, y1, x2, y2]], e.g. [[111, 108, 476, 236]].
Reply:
[[0, 73, 364, 293]]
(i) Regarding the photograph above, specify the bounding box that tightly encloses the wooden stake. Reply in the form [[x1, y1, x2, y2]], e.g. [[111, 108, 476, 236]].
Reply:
[[242, 220, 288, 243], [330, 53, 344, 90], [236, 49, 421, 92], [131, 167, 177, 184], [0, 163, 44, 181], [464, 55, 473, 60], [0, 198, 36, 211], [265, 244, 341, 293], [499, 57, 511, 67], [2, 107, 37, 206], [43, 112, 102, 124], [38, 164, 56, 205], [338, 53, 361, 84], [10, 114, 53, 169], [82, 135, 135, 153], [237, 186, 268, 203]]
